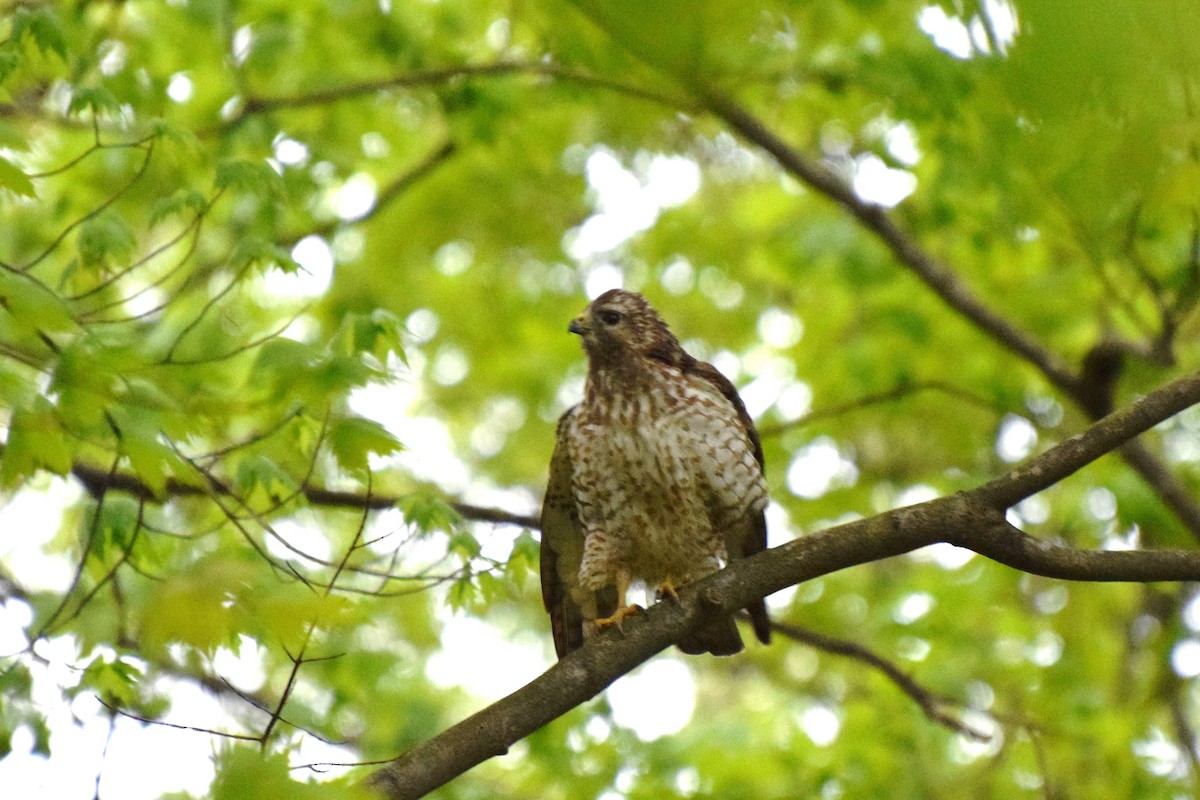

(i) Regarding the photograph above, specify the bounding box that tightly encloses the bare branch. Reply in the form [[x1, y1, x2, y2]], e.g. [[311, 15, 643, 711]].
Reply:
[[97, 699, 261, 742], [764, 617, 990, 740], [758, 379, 1004, 439], [976, 370, 1200, 508], [20, 139, 156, 274]]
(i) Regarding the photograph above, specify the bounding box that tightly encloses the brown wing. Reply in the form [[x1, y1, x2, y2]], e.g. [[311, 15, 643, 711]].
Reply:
[[539, 408, 617, 658], [682, 355, 772, 645]]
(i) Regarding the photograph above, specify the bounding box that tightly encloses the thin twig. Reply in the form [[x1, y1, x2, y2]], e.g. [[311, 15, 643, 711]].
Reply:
[[759, 379, 1003, 438], [20, 139, 156, 273], [96, 699, 261, 742], [760, 616, 990, 740]]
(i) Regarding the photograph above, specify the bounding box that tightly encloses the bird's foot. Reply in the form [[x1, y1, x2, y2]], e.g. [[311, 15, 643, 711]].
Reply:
[[595, 604, 643, 631], [656, 580, 681, 604]]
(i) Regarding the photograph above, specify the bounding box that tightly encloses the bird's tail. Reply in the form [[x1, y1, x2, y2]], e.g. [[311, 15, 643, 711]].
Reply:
[[747, 598, 771, 645], [677, 614, 744, 657]]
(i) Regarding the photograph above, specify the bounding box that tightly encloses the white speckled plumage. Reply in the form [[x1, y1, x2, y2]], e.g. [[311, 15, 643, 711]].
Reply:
[[540, 289, 771, 658]]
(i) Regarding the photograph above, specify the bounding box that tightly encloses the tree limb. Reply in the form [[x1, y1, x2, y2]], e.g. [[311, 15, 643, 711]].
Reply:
[[764, 617, 991, 740], [695, 88, 1200, 541], [757, 378, 1005, 439], [695, 89, 1083, 395], [228, 60, 686, 127], [64, 462, 538, 529], [364, 369, 1200, 799]]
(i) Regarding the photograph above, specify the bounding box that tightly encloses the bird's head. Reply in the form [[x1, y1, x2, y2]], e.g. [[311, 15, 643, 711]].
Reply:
[[569, 289, 681, 366]]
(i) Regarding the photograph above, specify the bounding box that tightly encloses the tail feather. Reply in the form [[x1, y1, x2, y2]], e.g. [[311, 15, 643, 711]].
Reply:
[[747, 599, 771, 645], [677, 614, 744, 657]]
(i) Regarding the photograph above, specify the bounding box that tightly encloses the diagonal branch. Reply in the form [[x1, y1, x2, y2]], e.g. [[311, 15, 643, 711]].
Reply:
[[1116, 440, 1200, 537], [757, 378, 1005, 439], [695, 88, 1200, 541], [976, 370, 1200, 508], [697, 89, 1081, 394], [764, 617, 990, 740], [364, 369, 1200, 799], [280, 140, 458, 249]]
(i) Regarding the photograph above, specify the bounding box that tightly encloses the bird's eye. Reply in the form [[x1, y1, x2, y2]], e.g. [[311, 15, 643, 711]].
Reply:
[[598, 309, 622, 326]]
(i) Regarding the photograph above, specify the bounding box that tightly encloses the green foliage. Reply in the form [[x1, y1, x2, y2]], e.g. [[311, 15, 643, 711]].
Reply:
[[77, 212, 137, 271], [1, 0, 1199, 798], [211, 747, 368, 800], [327, 415, 403, 476], [0, 396, 72, 486], [0, 156, 34, 197]]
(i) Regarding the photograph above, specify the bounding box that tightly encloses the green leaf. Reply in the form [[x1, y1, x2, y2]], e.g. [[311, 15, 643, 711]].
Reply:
[[77, 212, 136, 270], [507, 530, 540, 588], [107, 405, 182, 498], [447, 530, 480, 560], [122, 377, 182, 416], [146, 118, 201, 156], [10, 8, 68, 61], [68, 87, 123, 119], [567, 0, 752, 81], [214, 159, 285, 201], [0, 121, 30, 151], [312, 354, 375, 393], [327, 415, 402, 475], [334, 309, 406, 364], [140, 556, 257, 654], [0, 397, 72, 487], [233, 454, 298, 505], [211, 747, 361, 800], [0, 156, 35, 198], [399, 491, 461, 534], [30, 718, 50, 757], [0, 45, 20, 85], [229, 236, 296, 272], [92, 495, 141, 562], [0, 270, 78, 334], [254, 337, 315, 375], [80, 655, 143, 706], [447, 573, 478, 611], [148, 189, 208, 227]]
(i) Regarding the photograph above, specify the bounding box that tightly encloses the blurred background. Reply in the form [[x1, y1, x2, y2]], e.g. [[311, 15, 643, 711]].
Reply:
[[1, 1, 1200, 798]]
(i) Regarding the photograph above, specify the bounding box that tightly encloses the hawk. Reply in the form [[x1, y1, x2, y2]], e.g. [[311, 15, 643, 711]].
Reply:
[[540, 288, 772, 657]]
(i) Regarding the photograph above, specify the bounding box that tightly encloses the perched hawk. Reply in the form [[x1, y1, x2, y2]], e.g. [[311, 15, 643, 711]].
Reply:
[[540, 289, 772, 657]]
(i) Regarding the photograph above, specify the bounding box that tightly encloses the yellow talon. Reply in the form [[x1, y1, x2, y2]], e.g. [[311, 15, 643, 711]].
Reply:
[[656, 580, 680, 603], [595, 604, 642, 630]]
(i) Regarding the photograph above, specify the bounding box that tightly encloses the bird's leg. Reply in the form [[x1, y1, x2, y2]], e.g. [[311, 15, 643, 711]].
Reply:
[[594, 571, 642, 630], [656, 578, 681, 604]]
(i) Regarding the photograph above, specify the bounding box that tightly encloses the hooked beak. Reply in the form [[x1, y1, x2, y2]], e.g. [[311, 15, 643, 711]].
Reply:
[[568, 315, 588, 335]]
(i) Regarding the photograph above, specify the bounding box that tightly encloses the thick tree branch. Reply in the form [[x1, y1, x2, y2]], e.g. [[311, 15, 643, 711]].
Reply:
[[364, 370, 1200, 799], [695, 89, 1200, 540], [976, 370, 1200, 508]]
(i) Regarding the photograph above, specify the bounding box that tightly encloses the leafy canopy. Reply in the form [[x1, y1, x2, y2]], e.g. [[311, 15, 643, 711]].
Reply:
[[1, 1, 1200, 799]]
